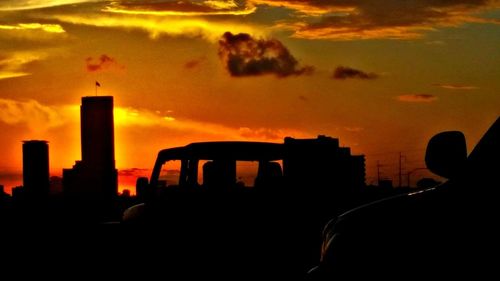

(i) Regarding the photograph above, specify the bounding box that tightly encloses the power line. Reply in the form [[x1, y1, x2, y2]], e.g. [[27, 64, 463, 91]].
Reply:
[[364, 148, 425, 157]]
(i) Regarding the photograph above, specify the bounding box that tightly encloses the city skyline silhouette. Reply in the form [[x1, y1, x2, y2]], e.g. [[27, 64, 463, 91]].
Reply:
[[0, 92, 445, 199], [1, 95, 497, 278], [0, 90, 449, 195]]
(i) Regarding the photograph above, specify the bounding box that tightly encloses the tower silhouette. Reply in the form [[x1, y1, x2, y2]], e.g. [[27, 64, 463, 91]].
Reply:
[[63, 96, 118, 201], [80, 96, 116, 172], [22, 140, 50, 199]]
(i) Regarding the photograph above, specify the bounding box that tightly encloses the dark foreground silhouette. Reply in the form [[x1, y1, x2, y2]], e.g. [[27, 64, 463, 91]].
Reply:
[[1, 137, 371, 279], [2, 116, 497, 279], [309, 116, 499, 279]]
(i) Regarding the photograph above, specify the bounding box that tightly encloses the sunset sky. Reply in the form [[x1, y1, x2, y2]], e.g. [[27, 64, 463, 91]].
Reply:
[[1, 0, 499, 193]]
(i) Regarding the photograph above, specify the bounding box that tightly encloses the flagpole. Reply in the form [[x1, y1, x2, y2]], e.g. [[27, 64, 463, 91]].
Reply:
[[95, 81, 100, 96], [96, 73, 99, 96]]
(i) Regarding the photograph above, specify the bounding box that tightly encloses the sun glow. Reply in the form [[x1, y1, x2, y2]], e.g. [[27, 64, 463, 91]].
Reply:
[[0, 23, 65, 33], [51, 14, 264, 41], [0, 0, 100, 11]]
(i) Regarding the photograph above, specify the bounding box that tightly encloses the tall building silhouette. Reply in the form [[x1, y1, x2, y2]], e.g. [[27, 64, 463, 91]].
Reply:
[[22, 140, 50, 199], [63, 96, 118, 200], [80, 96, 116, 172]]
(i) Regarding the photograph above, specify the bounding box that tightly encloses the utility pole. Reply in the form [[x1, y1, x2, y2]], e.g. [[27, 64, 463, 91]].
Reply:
[[398, 153, 406, 188], [377, 161, 382, 186], [399, 152, 402, 188]]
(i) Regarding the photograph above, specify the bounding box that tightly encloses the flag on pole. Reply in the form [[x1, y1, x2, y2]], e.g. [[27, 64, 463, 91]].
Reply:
[[96, 81, 101, 87]]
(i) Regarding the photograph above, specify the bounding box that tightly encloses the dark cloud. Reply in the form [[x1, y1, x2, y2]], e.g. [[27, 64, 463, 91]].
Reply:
[[218, 32, 314, 77], [118, 168, 150, 177], [332, 66, 378, 80], [264, 0, 498, 40], [0, 170, 22, 193], [85, 54, 122, 72], [184, 57, 205, 69], [397, 94, 438, 103], [0, 171, 22, 182], [298, 95, 308, 102]]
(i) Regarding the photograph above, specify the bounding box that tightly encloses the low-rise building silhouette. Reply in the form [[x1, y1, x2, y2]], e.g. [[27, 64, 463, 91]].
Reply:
[[378, 179, 393, 189], [0, 185, 8, 199], [283, 135, 366, 195], [49, 176, 63, 195], [22, 140, 49, 199], [11, 185, 25, 201]]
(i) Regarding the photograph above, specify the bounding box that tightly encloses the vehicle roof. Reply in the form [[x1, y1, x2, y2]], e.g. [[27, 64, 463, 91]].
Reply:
[[157, 141, 285, 161]]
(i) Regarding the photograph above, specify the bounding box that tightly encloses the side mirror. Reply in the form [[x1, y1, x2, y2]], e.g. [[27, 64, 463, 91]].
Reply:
[[136, 177, 149, 200], [425, 131, 467, 179]]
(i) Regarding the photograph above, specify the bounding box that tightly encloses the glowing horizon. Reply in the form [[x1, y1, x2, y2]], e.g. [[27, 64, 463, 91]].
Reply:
[[1, 0, 499, 194]]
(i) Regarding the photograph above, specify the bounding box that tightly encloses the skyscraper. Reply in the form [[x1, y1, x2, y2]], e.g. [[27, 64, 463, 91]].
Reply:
[[80, 96, 116, 171], [22, 140, 50, 199], [63, 96, 118, 200]]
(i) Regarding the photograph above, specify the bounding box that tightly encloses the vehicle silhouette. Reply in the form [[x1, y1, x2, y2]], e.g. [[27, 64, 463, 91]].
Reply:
[[122, 138, 366, 279], [308, 116, 499, 279]]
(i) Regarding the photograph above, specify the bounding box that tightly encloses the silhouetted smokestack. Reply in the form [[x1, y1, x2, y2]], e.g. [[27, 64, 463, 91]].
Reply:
[[23, 140, 49, 198]]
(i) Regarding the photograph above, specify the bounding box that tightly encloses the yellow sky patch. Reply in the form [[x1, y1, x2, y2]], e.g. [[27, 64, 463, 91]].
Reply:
[[51, 13, 264, 41], [0, 23, 65, 33]]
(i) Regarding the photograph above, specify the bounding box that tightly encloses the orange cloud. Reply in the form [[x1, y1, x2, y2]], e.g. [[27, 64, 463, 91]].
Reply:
[[113, 106, 312, 142], [184, 56, 206, 69], [117, 167, 151, 194], [0, 98, 65, 131], [251, 0, 354, 15], [432, 83, 479, 90], [0, 51, 47, 80], [268, 0, 500, 40], [397, 94, 438, 103], [0, 98, 308, 142], [103, 0, 256, 16]]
